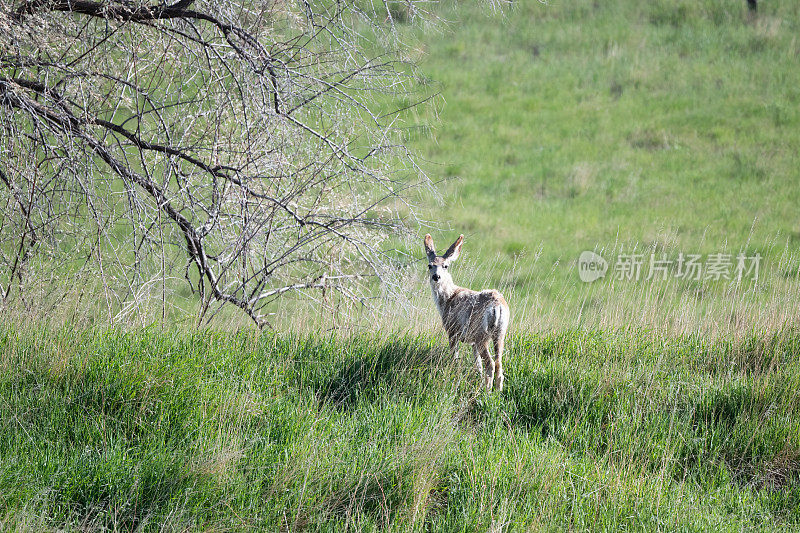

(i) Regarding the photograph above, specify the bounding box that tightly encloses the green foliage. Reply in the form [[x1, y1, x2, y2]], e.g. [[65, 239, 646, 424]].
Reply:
[[1, 325, 798, 530]]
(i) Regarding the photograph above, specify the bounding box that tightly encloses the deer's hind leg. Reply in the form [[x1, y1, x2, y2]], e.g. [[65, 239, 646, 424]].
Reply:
[[493, 333, 505, 392], [478, 341, 494, 390]]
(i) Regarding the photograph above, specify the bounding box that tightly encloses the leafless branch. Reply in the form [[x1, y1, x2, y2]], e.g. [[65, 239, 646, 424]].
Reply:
[[0, 0, 436, 327]]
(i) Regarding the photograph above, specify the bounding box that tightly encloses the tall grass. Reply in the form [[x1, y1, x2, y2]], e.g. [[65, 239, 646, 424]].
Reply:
[[7, 237, 800, 340], [1, 324, 798, 530]]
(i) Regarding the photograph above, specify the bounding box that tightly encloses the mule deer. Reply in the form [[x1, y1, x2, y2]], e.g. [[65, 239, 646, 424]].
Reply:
[[424, 234, 509, 391]]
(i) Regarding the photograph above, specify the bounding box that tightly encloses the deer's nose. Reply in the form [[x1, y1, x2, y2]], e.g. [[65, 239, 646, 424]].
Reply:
[[432, 274, 440, 281]]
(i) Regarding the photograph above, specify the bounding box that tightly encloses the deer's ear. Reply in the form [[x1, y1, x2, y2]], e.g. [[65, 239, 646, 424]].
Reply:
[[443, 234, 463, 261], [423, 234, 437, 261]]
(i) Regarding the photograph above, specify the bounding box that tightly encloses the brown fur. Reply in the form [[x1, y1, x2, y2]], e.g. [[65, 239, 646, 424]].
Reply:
[[424, 234, 510, 391]]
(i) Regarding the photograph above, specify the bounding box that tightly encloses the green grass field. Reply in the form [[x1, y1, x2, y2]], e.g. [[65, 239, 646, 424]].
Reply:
[[2, 326, 798, 530], [3, 1, 800, 530], [397, 0, 800, 334]]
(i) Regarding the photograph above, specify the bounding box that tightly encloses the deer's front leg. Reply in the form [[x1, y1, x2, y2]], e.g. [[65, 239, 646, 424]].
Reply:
[[449, 335, 460, 360]]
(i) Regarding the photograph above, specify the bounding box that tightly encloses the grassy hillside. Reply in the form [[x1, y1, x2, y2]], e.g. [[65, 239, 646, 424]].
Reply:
[[2, 326, 799, 530], [398, 0, 800, 332], [3, 2, 800, 531]]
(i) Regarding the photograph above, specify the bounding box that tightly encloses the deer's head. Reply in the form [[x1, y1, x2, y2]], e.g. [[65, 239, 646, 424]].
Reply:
[[423, 234, 463, 287]]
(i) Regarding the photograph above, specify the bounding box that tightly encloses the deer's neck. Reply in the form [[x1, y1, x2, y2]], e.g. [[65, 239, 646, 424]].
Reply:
[[431, 279, 459, 317]]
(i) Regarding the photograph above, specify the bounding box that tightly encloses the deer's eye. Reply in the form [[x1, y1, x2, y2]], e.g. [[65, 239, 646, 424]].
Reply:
[[443, 264, 448, 269]]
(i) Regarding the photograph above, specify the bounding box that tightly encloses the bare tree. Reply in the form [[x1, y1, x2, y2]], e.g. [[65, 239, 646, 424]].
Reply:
[[0, 0, 434, 327]]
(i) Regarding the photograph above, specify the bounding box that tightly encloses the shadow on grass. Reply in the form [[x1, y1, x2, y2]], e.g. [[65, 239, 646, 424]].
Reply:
[[46, 449, 204, 531], [677, 383, 800, 500], [314, 338, 455, 410], [456, 367, 616, 447]]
